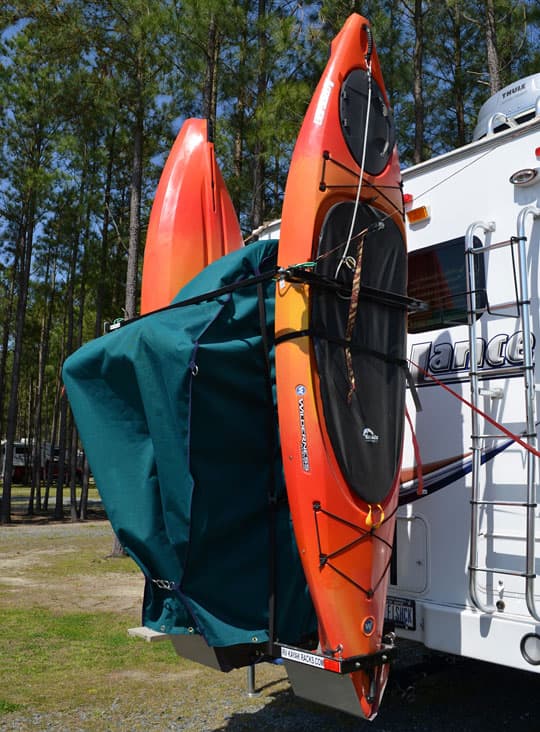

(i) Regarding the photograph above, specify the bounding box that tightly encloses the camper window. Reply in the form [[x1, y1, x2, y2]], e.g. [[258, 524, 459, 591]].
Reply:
[[407, 236, 485, 333]]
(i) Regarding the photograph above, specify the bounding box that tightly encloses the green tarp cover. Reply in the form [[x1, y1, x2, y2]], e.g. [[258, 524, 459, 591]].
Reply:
[[63, 239, 315, 648]]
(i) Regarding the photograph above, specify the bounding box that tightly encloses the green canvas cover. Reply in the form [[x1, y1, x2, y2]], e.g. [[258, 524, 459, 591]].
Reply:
[[63, 239, 315, 648]]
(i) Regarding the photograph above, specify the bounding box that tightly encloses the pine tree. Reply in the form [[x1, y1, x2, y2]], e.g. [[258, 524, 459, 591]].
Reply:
[[0, 20, 64, 522]]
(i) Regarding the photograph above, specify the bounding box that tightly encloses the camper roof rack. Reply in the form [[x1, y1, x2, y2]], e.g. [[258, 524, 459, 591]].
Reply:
[[472, 73, 540, 141]]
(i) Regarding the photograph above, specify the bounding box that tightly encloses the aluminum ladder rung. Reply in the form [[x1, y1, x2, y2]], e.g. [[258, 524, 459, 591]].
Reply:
[[471, 366, 532, 379], [469, 566, 535, 579], [470, 365, 531, 378], [489, 299, 529, 311], [468, 301, 522, 315], [470, 500, 537, 508], [471, 433, 532, 440], [467, 238, 514, 254]]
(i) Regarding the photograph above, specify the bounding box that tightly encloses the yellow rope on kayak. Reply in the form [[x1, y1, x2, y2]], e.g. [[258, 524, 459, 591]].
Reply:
[[365, 503, 384, 529]]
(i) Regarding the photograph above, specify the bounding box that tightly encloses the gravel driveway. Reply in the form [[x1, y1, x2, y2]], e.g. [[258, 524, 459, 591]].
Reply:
[[1, 653, 538, 732], [1, 521, 538, 731]]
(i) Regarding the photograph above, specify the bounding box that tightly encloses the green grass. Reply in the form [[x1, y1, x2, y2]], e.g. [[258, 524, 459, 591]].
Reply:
[[9, 482, 101, 498], [0, 521, 290, 729], [0, 700, 23, 713], [0, 521, 186, 716], [34, 540, 141, 579], [0, 607, 183, 712]]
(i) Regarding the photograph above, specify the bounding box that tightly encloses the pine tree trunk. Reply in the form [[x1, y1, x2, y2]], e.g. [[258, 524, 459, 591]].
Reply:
[[1, 202, 35, 524], [124, 73, 144, 321], [412, 0, 425, 164], [453, 20, 466, 146], [54, 390, 68, 521], [251, 0, 267, 229], [114, 65, 145, 554], [29, 259, 55, 515], [485, 0, 501, 93], [233, 27, 247, 184], [69, 419, 79, 521], [202, 15, 220, 132], [79, 457, 90, 522], [55, 224, 78, 520], [95, 127, 116, 338], [44, 389, 61, 513], [0, 258, 17, 439]]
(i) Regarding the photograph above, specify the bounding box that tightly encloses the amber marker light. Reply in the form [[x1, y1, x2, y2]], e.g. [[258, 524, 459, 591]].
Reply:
[[406, 205, 430, 224]]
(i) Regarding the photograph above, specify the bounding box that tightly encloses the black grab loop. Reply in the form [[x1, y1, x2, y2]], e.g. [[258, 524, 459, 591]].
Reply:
[[362, 23, 373, 64]]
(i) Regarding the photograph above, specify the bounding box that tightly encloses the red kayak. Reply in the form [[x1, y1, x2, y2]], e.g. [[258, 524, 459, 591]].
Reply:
[[141, 118, 243, 314], [275, 14, 407, 719]]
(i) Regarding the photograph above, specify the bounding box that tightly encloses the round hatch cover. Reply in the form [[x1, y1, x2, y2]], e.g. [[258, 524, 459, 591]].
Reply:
[[339, 68, 395, 177]]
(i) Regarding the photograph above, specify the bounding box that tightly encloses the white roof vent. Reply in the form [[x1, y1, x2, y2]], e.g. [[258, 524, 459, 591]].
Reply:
[[472, 73, 540, 141]]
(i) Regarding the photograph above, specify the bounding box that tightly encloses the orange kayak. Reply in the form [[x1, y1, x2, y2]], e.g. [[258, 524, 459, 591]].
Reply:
[[275, 14, 407, 719], [141, 118, 243, 313]]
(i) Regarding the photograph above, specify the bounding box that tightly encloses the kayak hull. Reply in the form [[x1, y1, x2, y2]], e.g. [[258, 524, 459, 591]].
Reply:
[[275, 14, 407, 719], [141, 118, 243, 313]]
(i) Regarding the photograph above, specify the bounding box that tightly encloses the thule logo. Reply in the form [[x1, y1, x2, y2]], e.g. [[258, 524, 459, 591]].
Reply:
[[502, 82, 526, 99]]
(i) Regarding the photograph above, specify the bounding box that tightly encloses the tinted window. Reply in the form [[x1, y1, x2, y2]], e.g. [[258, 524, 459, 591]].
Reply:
[[408, 236, 486, 333]]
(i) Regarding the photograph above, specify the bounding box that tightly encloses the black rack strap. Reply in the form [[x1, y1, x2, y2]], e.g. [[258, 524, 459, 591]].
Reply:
[[275, 326, 422, 412], [275, 327, 406, 367], [110, 267, 280, 330], [255, 280, 280, 651], [282, 267, 425, 313], [108, 262, 424, 333]]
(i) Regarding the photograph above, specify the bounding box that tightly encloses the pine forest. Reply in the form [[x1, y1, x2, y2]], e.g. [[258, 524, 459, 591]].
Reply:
[[0, 0, 538, 522]]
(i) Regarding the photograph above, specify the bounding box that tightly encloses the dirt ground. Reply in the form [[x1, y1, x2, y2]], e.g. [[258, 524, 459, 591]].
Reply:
[[0, 521, 144, 615]]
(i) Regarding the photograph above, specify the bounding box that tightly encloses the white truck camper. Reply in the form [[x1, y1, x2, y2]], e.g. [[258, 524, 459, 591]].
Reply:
[[255, 72, 540, 675], [389, 72, 540, 674]]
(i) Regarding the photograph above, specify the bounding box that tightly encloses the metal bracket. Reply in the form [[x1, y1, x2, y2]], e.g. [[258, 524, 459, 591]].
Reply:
[[273, 641, 396, 675]]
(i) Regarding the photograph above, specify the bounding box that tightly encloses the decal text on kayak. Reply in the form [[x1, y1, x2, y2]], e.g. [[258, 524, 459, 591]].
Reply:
[[296, 385, 311, 472], [313, 78, 334, 126]]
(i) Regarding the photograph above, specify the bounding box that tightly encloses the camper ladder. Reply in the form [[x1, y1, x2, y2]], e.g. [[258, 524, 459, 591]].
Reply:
[[465, 207, 540, 621]]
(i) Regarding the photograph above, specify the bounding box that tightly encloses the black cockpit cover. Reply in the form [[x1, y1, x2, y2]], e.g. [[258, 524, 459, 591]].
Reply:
[[312, 202, 406, 504]]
